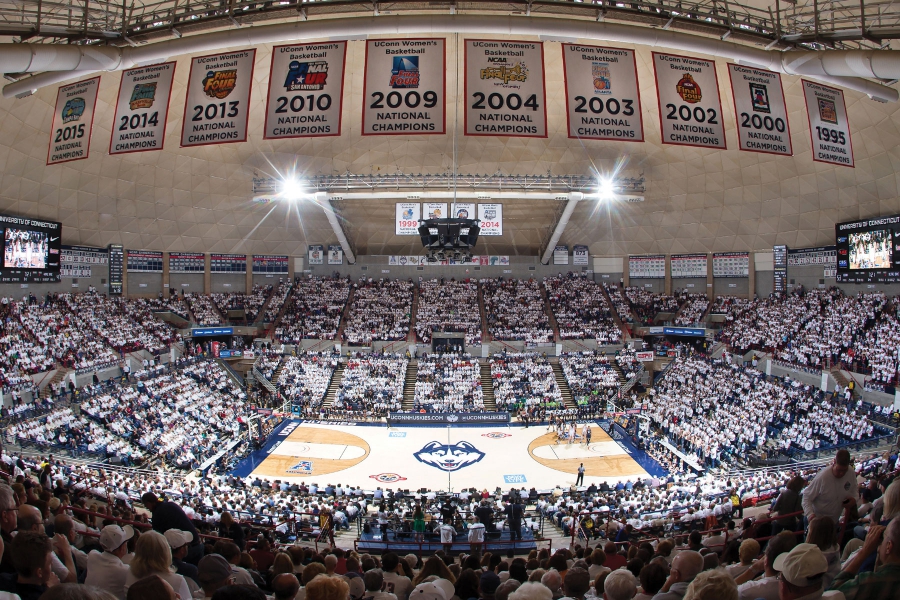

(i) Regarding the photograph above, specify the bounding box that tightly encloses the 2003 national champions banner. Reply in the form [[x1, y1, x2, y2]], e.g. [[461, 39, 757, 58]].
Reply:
[[264, 42, 347, 139], [47, 76, 100, 165], [561, 44, 643, 142], [181, 49, 256, 147], [110, 63, 176, 155], [727, 64, 792, 156], [465, 40, 547, 138], [363, 39, 445, 135], [802, 79, 854, 168], [651, 52, 726, 149]]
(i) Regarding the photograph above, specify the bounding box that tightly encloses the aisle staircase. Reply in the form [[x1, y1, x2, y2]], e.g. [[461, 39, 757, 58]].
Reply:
[[480, 361, 497, 411], [40, 368, 71, 400], [551, 361, 576, 409], [408, 285, 419, 342], [402, 360, 418, 410], [540, 284, 561, 342], [335, 289, 356, 343], [599, 284, 632, 341], [478, 282, 490, 342], [321, 361, 346, 409]]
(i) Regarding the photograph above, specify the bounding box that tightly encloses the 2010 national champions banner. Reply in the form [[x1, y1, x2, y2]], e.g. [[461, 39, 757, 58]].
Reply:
[[801, 79, 854, 167], [727, 64, 792, 156], [363, 39, 445, 135], [47, 76, 100, 165], [264, 42, 347, 139], [561, 44, 643, 142], [110, 63, 176, 155], [651, 52, 726, 149], [181, 49, 256, 147], [465, 40, 547, 137]]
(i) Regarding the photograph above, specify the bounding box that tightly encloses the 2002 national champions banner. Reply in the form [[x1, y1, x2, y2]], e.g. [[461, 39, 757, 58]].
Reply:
[[110, 63, 176, 155], [264, 42, 347, 139], [801, 79, 854, 167], [363, 39, 445, 135], [727, 64, 792, 156], [181, 49, 256, 147], [651, 52, 726, 149], [561, 44, 643, 142], [47, 76, 100, 165]]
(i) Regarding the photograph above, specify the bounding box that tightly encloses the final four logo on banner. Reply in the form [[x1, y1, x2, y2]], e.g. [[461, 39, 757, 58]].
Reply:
[[651, 52, 726, 149], [48, 76, 100, 165], [110, 63, 176, 155], [181, 49, 256, 147], [308, 245, 324, 265]]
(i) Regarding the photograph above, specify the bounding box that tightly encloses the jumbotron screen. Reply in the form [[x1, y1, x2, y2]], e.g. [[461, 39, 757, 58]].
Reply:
[[0, 215, 61, 283], [836, 214, 900, 283]]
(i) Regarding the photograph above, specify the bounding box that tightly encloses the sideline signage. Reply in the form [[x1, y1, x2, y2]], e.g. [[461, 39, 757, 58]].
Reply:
[[110, 63, 176, 155], [265, 41, 347, 139], [388, 412, 511, 425], [802, 79, 854, 167], [561, 44, 643, 142], [363, 38, 446, 135], [48, 76, 100, 165], [651, 52, 726, 149], [192, 327, 234, 337], [465, 39, 547, 137], [181, 49, 256, 147], [727, 63, 791, 156]]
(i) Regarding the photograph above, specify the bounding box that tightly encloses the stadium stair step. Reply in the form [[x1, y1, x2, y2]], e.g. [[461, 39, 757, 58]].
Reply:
[[540, 284, 561, 342], [39, 368, 71, 399], [550, 361, 576, 410], [480, 361, 497, 411], [322, 360, 346, 409], [252, 286, 278, 327], [271, 360, 286, 388], [335, 288, 356, 343], [408, 285, 419, 342], [478, 282, 490, 342], [402, 360, 418, 411], [599, 284, 633, 341], [270, 283, 296, 331]]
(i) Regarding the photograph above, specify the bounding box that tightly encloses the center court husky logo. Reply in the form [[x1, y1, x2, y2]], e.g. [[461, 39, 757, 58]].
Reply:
[[414, 441, 485, 472]]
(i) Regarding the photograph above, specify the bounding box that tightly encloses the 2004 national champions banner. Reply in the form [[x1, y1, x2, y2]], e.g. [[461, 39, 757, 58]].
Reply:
[[264, 42, 347, 139], [465, 40, 547, 137], [727, 64, 792, 156], [110, 63, 176, 155], [47, 76, 100, 165], [561, 44, 643, 142], [651, 52, 726, 149], [363, 39, 445, 135], [181, 49, 256, 147], [802, 79, 854, 167]]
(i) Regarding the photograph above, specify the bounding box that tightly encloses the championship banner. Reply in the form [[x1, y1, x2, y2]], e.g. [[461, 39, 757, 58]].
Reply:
[[553, 245, 569, 265], [727, 64, 791, 156], [47, 76, 100, 165], [651, 52, 726, 149], [561, 44, 643, 142], [671, 254, 708, 278], [264, 42, 346, 139], [477, 203, 503, 236], [181, 49, 256, 147], [629, 255, 666, 279], [801, 79, 854, 167], [573, 245, 590, 266], [395, 203, 421, 235], [110, 62, 176, 155], [328, 244, 343, 265], [423, 203, 448, 220], [362, 38, 445, 135], [713, 252, 749, 278], [451, 203, 476, 219], [308, 245, 324, 265], [465, 40, 547, 138]]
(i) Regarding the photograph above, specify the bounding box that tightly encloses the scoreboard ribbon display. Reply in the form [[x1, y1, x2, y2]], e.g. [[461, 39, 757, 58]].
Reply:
[[47, 76, 100, 165], [465, 40, 547, 138], [363, 39, 445, 135], [727, 64, 792, 156], [265, 42, 346, 139], [181, 49, 256, 147], [802, 79, 854, 168], [651, 52, 726, 149], [110, 62, 176, 155], [561, 44, 643, 142]]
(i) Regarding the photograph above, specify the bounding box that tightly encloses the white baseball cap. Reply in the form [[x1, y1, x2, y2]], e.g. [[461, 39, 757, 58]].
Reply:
[[164, 529, 194, 550], [411, 582, 447, 600], [773, 543, 828, 587], [99, 524, 134, 552]]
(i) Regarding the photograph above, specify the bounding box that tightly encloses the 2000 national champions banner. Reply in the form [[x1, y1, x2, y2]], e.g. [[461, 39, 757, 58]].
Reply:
[[727, 64, 792, 156], [181, 49, 256, 147], [47, 76, 100, 165], [110, 63, 176, 155]]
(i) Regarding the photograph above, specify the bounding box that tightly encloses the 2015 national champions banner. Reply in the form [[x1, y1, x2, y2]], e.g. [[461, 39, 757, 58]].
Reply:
[[44, 39, 870, 167]]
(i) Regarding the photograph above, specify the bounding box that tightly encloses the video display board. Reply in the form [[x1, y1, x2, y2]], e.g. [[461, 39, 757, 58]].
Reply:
[[836, 215, 900, 282], [0, 215, 62, 283]]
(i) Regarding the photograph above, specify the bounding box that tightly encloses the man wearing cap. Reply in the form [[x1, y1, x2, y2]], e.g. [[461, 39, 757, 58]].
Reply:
[[141, 492, 203, 565], [829, 520, 900, 600], [802, 450, 859, 526], [733, 531, 797, 600], [165, 529, 199, 584], [84, 524, 133, 600], [196, 554, 234, 599], [772, 543, 835, 600]]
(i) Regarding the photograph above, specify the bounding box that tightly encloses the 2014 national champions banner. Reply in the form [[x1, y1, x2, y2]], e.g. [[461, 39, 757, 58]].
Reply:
[[45, 39, 858, 167]]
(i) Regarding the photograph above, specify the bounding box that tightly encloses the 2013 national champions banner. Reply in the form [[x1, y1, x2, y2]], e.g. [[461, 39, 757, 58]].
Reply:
[[181, 49, 256, 147]]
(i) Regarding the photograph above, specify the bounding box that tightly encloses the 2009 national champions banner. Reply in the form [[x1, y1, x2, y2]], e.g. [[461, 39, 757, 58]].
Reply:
[[561, 44, 643, 142], [181, 49, 256, 147], [47, 76, 100, 165], [801, 79, 854, 167], [363, 39, 445, 135], [651, 52, 726, 149], [110, 63, 176, 155], [727, 64, 792, 156]]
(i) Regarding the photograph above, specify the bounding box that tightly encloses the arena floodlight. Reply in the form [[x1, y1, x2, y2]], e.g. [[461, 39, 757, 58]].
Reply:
[[280, 177, 305, 203], [597, 177, 616, 200]]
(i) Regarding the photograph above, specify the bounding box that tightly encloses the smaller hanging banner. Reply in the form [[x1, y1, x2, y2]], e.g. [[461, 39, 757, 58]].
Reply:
[[573, 245, 590, 266], [477, 204, 503, 236], [802, 79, 854, 168], [308, 245, 324, 265], [727, 63, 792, 156], [328, 244, 343, 265], [396, 203, 421, 235]]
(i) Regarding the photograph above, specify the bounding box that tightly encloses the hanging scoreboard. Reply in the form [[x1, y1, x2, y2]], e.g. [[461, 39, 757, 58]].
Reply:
[[802, 79, 854, 167], [561, 44, 643, 142], [363, 39, 445, 135], [264, 42, 347, 139], [465, 40, 547, 137], [181, 49, 256, 147], [651, 52, 726, 149], [727, 64, 792, 156], [110, 62, 176, 154], [47, 76, 100, 165]]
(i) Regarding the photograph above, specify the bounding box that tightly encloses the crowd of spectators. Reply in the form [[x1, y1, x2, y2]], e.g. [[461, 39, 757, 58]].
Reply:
[[602, 283, 634, 324], [0, 302, 54, 392], [244, 284, 274, 323], [413, 352, 484, 412], [264, 280, 293, 323], [342, 279, 413, 345], [332, 353, 408, 416], [482, 278, 553, 345], [544, 274, 621, 345], [847, 299, 900, 383], [490, 352, 562, 411], [673, 293, 709, 326], [276, 353, 339, 416], [624, 288, 678, 325], [185, 293, 224, 326], [559, 352, 622, 413], [415, 279, 482, 345], [211, 292, 247, 320], [276, 277, 350, 344], [709, 295, 751, 318], [145, 294, 191, 321]]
